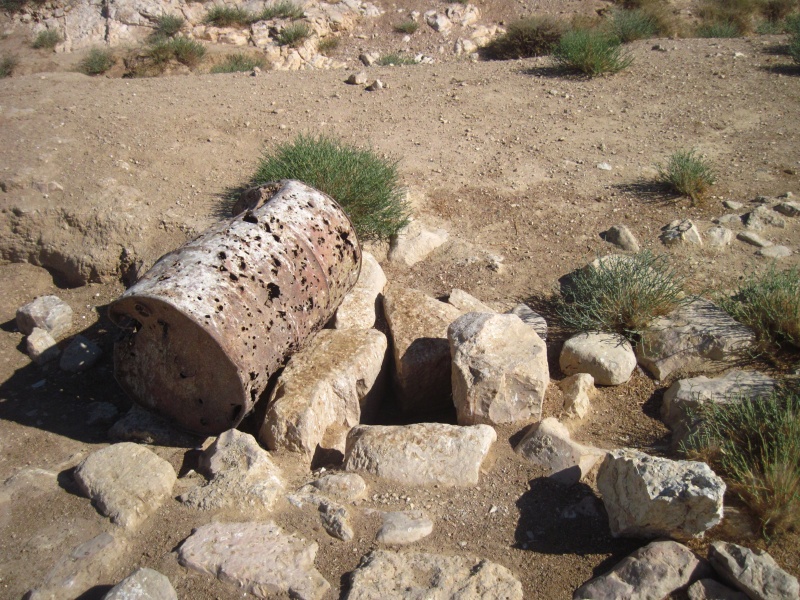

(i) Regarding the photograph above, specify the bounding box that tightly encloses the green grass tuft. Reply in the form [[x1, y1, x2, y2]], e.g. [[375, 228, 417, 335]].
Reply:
[[317, 36, 339, 54], [376, 52, 417, 66], [79, 47, 115, 75], [147, 36, 206, 68], [557, 250, 688, 340], [211, 52, 266, 73], [481, 16, 565, 59], [656, 149, 716, 203], [696, 20, 744, 37], [394, 20, 420, 34], [553, 28, 633, 76], [153, 14, 185, 38], [204, 5, 254, 27], [0, 54, 17, 78], [610, 8, 659, 42], [277, 22, 310, 47], [251, 134, 410, 240], [683, 389, 800, 537], [259, 0, 304, 20], [32, 29, 61, 50]]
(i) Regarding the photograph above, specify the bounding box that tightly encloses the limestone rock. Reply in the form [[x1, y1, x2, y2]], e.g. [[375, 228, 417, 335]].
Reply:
[[508, 303, 548, 340], [26, 327, 59, 365], [573, 540, 712, 600], [103, 567, 177, 600], [109, 404, 199, 447], [447, 288, 495, 314], [302, 472, 367, 503], [424, 11, 452, 33], [347, 71, 368, 85], [344, 423, 496, 487], [383, 286, 462, 413], [333, 251, 387, 329], [376, 510, 434, 545], [449, 312, 549, 425], [365, 79, 385, 92], [318, 497, 354, 541], [737, 231, 772, 247], [687, 578, 749, 600], [515, 418, 605, 485], [560, 332, 636, 386], [346, 550, 523, 599], [259, 328, 387, 456], [661, 219, 703, 246], [758, 245, 792, 258], [708, 542, 800, 600], [745, 205, 785, 230], [59, 335, 102, 373], [388, 221, 449, 267], [636, 299, 755, 380], [16, 295, 72, 338], [597, 449, 725, 540], [181, 429, 283, 512], [560, 373, 595, 419], [179, 521, 330, 600], [74, 443, 176, 530], [661, 370, 776, 448], [603, 224, 640, 252], [706, 226, 734, 248], [775, 201, 800, 217]]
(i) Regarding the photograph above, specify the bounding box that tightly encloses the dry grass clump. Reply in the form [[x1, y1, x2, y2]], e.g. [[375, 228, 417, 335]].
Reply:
[[211, 52, 266, 73], [79, 47, 115, 75], [0, 54, 18, 78], [656, 149, 716, 203], [481, 16, 566, 60], [32, 29, 61, 50], [277, 22, 310, 47]]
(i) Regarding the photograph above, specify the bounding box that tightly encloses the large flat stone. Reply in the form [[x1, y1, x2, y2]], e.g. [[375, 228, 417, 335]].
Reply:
[[708, 542, 800, 600], [103, 567, 177, 600], [344, 423, 496, 487], [560, 332, 637, 386], [16, 295, 73, 338], [376, 510, 434, 545], [333, 251, 387, 329]]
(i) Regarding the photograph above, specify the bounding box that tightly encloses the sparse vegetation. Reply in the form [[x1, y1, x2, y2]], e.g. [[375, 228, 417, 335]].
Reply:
[[317, 36, 339, 54], [259, 0, 304, 20], [759, 0, 797, 22], [789, 14, 800, 63], [696, 20, 744, 37], [557, 250, 688, 340], [79, 47, 115, 75], [376, 52, 417, 65], [153, 14, 185, 39], [683, 389, 800, 537], [32, 29, 61, 50], [211, 52, 266, 73], [609, 8, 659, 42], [553, 28, 633, 76], [146, 36, 206, 68], [657, 149, 716, 203], [0, 54, 17, 78], [204, 5, 254, 27], [277, 22, 311, 47], [252, 134, 409, 240], [481, 16, 565, 60], [394, 20, 420, 34]]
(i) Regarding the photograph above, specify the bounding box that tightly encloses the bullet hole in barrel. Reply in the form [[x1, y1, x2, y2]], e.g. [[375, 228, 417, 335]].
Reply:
[[218, 251, 226, 260], [229, 273, 238, 282], [272, 234, 281, 243], [267, 283, 281, 300], [135, 303, 151, 318], [197, 398, 204, 405], [272, 257, 281, 268], [249, 371, 257, 380], [158, 319, 169, 341], [179, 371, 189, 379], [243, 212, 258, 224], [262, 222, 271, 234], [217, 305, 224, 312], [239, 258, 246, 271]]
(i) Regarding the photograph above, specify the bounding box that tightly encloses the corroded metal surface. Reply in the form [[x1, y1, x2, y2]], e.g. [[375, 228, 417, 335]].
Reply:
[[109, 180, 361, 435]]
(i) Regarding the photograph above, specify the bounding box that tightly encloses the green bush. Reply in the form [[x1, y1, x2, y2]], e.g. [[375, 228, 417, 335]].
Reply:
[[394, 20, 419, 34], [317, 36, 339, 54], [790, 33, 800, 63], [696, 20, 744, 37], [32, 29, 61, 50], [277, 22, 310, 47], [147, 36, 205, 68], [553, 28, 633, 76], [153, 14, 185, 38], [204, 5, 254, 27], [376, 52, 417, 66], [79, 47, 115, 75], [211, 52, 266, 73], [251, 134, 409, 240], [0, 54, 17, 78], [759, 0, 797, 22], [481, 16, 565, 59], [788, 15, 800, 63], [683, 389, 800, 537], [610, 8, 659, 42], [259, 0, 304, 20], [556, 250, 688, 340], [718, 265, 800, 352], [656, 149, 716, 203]]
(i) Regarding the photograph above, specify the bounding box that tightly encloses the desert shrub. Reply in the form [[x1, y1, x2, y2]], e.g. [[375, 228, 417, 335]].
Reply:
[[153, 14, 185, 38], [168, 36, 206, 66], [376, 52, 417, 65], [789, 15, 800, 62], [553, 28, 633, 76], [656, 149, 716, 203], [791, 32, 800, 62], [718, 265, 800, 352], [556, 250, 688, 340], [251, 134, 409, 240], [0, 54, 17, 77], [317, 36, 339, 54], [259, 0, 304, 20], [696, 20, 744, 37], [481, 16, 565, 59], [79, 47, 114, 75], [394, 20, 419, 34], [786, 12, 800, 33], [683, 389, 800, 537], [759, 0, 797, 22], [277, 22, 310, 47], [609, 8, 659, 41], [32, 29, 61, 49], [204, 5, 254, 27], [211, 52, 266, 73], [697, 0, 757, 34]]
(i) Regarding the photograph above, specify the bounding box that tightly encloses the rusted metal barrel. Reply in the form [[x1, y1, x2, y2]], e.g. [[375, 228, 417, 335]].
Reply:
[[109, 180, 361, 436]]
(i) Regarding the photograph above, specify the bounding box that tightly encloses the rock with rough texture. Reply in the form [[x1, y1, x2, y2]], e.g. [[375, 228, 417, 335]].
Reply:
[[708, 542, 800, 600], [26, 327, 59, 365], [636, 299, 755, 380], [661, 370, 776, 447], [425, 11, 452, 33], [560, 332, 637, 386], [259, 328, 387, 457], [376, 510, 434, 545], [661, 219, 703, 245], [318, 497, 354, 541], [737, 231, 772, 247], [179, 521, 330, 600], [181, 429, 283, 512], [59, 335, 102, 373], [560, 373, 595, 419], [302, 473, 367, 503], [573, 540, 712, 600], [344, 423, 496, 487], [449, 312, 549, 425], [346, 71, 368, 85], [333, 251, 387, 329], [745, 205, 785, 230], [447, 288, 495, 313], [597, 449, 725, 540], [74, 442, 176, 530], [706, 226, 734, 248], [109, 404, 199, 446], [603, 224, 640, 252], [383, 286, 462, 413], [16, 295, 72, 338], [103, 567, 177, 600], [388, 221, 449, 267], [508, 303, 548, 340], [758, 245, 792, 258], [687, 578, 749, 600], [775, 201, 800, 217], [515, 418, 606, 485], [345, 550, 523, 599]]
